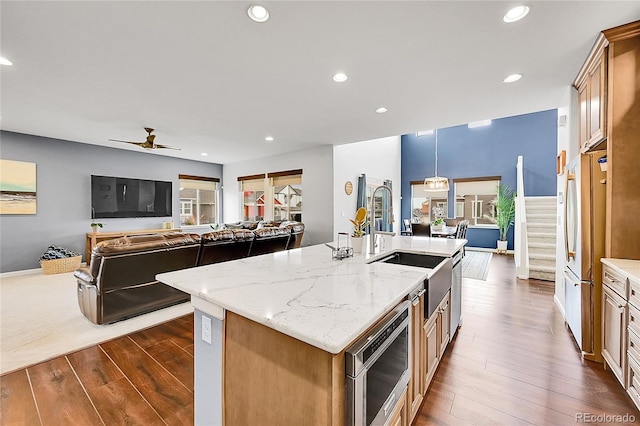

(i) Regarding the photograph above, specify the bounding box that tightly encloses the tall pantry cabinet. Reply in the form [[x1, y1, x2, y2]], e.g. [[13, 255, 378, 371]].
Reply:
[[573, 20, 640, 260]]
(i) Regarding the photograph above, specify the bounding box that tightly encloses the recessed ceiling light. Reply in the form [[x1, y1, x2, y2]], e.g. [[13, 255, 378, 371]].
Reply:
[[468, 119, 492, 128], [265, 136, 274, 142], [333, 73, 348, 83], [503, 73, 523, 83], [247, 5, 269, 23], [375, 107, 388, 114], [503, 6, 530, 23], [416, 130, 434, 137], [201, 152, 208, 156], [0, 57, 13, 66]]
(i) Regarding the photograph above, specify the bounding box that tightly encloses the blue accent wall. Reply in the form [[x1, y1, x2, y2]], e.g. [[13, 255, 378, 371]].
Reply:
[[401, 109, 557, 249]]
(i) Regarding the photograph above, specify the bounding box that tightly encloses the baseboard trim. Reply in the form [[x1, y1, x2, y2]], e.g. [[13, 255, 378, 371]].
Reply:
[[467, 246, 514, 255], [1, 263, 87, 279], [554, 294, 566, 319]]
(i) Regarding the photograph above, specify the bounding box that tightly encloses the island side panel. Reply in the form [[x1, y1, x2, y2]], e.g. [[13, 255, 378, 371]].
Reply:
[[224, 311, 345, 425], [194, 309, 224, 425]]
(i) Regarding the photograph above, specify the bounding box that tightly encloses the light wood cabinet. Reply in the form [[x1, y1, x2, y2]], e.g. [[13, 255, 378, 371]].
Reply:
[[437, 293, 451, 359], [386, 387, 408, 426], [575, 21, 640, 259], [575, 37, 607, 152], [409, 291, 425, 421], [423, 312, 439, 391], [422, 291, 451, 393], [602, 280, 627, 387]]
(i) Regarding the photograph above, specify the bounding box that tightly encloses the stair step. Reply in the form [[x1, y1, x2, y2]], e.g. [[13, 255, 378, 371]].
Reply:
[[528, 242, 556, 249], [530, 253, 555, 261], [529, 269, 556, 282]]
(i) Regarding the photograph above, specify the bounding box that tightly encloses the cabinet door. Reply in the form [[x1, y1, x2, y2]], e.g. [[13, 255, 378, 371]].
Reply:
[[386, 387, 407, 426], [602, 284, 627, 386], [409, 293, 424, 421], [588, 54, 606, 146], [438, 294, 450, 359], [577, 80, 589, 151], [423, 313, 439, 390]]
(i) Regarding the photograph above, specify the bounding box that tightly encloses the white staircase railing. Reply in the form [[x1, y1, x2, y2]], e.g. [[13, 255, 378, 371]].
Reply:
[[515, 155, 529, 279]]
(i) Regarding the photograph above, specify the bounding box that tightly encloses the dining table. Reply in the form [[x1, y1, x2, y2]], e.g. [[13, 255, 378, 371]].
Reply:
[[431, 225, 458, 237]]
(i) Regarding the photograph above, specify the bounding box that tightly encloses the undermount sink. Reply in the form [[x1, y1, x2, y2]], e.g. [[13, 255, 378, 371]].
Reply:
[[375, 252, 446, 269], [371, 251, 452, 319]]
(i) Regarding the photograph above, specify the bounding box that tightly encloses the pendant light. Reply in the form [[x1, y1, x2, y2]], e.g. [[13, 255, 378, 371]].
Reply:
[[424, 129, 449, 192]]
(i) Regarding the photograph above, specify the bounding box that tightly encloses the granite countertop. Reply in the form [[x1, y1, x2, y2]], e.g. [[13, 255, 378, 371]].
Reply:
[[601, 258, 640, 283], [157, 235, 466, 354]]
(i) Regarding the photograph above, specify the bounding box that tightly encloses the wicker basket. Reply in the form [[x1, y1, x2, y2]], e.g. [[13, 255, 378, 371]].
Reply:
[[40, 255, 82, 275]]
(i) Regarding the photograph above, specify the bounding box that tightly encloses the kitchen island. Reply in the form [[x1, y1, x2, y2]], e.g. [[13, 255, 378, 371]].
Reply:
[[157, 235, 466, 425]]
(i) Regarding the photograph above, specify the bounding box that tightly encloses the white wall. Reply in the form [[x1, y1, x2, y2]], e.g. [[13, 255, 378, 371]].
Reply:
[[333, 136, 402, 239], [555, 87, 580, 314], [222, 145, 334, 246]]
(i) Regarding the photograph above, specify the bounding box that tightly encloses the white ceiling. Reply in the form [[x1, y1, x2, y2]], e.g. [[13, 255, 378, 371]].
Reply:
[[1, 1, 638, 165]]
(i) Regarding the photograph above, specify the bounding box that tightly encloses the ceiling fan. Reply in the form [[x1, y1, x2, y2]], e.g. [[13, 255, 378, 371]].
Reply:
[[109, 127, 180, 150]]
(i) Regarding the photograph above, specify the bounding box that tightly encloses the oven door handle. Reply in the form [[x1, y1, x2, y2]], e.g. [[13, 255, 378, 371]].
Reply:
[[383, 392, 397, 416]]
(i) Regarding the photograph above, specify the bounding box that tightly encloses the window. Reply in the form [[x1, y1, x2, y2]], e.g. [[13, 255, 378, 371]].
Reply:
[[269, 169, 302, 222], [239, 174, 266, 221], [179, 175, 220, 226], [454, 176, 500, 226], [410, 181, 448, 223]]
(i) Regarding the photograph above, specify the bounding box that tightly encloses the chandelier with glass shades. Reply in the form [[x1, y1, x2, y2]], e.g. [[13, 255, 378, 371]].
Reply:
[[424, 129, 449, 191]]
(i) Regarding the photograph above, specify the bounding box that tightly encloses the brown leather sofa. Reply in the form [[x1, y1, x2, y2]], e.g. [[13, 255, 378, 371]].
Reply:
[[74, 233, 201, 325], [75, 222, 305, 324]]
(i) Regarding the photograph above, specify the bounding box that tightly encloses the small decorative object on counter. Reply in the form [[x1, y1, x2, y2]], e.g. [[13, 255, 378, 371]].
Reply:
[[39, 245, 82, 275], [350, 207, 368, 254], [90, 222, 103, 233], [327, 233, 353, 260]]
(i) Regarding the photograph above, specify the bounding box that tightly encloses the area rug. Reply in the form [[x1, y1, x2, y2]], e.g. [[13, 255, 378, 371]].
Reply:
[[462, 251, 493, 281], [0, 270, 193, 374]]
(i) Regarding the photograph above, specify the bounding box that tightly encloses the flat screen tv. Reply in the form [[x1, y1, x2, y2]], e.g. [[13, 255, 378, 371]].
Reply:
[[91, 175, 172, 219]]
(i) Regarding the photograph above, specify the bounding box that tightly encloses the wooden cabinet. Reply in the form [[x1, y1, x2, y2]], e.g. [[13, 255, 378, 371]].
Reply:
[[386, 387, 408, 426], [575, 21, 640, 259], [409, 290, 425, 421], [422, 291, 451, 393], [437, 293, 451, 359], [575, 37, 607, 152], [602, 283, 627, 386]]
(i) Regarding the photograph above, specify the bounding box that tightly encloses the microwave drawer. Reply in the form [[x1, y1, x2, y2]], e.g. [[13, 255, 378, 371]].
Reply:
[[603, 265, 628, 299]]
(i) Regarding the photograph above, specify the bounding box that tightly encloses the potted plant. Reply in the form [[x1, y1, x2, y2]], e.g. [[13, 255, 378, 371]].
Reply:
[[349, 207, 368, 253], [485, 183, 516, 252], [431, 217, 444, 231], [90, 222, 103, 233]]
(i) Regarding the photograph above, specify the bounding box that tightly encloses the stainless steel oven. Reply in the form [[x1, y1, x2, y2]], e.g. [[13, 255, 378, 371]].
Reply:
[[345, 300, 411, 426]]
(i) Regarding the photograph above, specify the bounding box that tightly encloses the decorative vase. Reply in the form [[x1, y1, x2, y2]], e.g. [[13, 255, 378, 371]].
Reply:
[[91, 226, 99, 234], [497, 240, 508, 252], [432, 224, 443, 232], [351, 236, 364, 254]]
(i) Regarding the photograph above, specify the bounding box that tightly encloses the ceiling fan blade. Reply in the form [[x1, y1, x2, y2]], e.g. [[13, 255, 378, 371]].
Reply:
[[154, 144, 181, 150], [109, 139, 146, 147]]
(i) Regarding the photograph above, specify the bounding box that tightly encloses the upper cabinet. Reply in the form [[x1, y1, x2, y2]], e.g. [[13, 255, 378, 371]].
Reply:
[[575, 20, 640, 259], [574, 35, 608, 152]]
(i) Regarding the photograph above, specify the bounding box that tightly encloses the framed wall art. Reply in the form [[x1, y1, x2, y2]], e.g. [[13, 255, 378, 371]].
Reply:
[[0, 159, 37, 214]]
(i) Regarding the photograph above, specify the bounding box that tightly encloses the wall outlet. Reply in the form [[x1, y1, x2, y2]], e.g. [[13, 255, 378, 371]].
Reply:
[[202, 314, 212, 344]]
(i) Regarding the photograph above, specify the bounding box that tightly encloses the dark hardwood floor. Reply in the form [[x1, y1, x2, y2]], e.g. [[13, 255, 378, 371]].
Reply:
[[2, 254, 639, 425]]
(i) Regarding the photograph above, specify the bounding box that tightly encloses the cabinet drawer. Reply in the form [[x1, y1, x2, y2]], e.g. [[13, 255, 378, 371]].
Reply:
[[630, 278, 640, 310], [629, 328, 640, 373], [628, 350, 640, 409], [630, 304, 640, 339], [603, 265, 628, 299]]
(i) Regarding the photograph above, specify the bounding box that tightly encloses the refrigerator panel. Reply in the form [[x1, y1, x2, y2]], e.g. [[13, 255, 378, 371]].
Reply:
[[565, 156, 582, 281]]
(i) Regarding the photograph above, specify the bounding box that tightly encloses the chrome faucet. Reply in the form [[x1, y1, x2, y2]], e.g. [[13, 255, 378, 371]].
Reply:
[[369, 185, 396, 254]]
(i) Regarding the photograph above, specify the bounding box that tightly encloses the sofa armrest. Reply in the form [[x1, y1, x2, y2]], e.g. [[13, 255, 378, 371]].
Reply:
[[73, 267, 95, 284]]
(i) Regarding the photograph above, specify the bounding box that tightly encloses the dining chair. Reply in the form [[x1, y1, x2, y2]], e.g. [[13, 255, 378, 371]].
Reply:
[[401, 219, 413, 236], [453, 220, 469, 255], [411, 223, 431, 237]]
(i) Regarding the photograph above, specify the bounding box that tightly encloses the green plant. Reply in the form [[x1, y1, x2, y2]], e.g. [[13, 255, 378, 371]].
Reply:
[[485, 183, 516, 241], [349, 207, 368, 237], [432, 218, 444, 226], [90, 222, 103, 229]]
